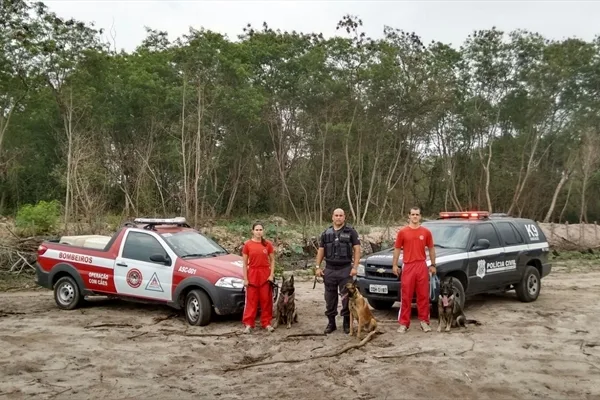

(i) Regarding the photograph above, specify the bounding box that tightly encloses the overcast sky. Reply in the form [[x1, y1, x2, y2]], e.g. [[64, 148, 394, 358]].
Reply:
[[43, 0, 599, 52]]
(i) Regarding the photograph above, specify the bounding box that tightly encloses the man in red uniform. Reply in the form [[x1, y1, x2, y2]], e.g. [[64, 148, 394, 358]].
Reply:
[[392, 207, 437, 333]]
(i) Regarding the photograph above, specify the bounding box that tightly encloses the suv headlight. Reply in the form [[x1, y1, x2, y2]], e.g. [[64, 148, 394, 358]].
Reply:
[[357, 263, 366, 277], [215, 277, 244, 289]]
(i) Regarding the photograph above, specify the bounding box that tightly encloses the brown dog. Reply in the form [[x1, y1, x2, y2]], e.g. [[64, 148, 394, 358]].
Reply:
[[345, 280, 377, 340]]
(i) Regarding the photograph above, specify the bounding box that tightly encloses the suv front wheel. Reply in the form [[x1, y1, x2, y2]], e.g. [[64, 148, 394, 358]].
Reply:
[[445, 276, 466, 311], [185, 289, 212, 326]]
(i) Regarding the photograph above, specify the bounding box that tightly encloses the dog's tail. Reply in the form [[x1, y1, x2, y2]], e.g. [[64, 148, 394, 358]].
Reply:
[[465, 319, 481, 326]]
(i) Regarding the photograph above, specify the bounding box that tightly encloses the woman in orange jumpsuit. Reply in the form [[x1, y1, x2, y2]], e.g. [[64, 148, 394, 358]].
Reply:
[[242, 222, 276, 333]]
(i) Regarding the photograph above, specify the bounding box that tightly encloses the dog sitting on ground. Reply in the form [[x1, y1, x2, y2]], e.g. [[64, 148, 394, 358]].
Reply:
[[273, 274, 298, 329], [345, 280, 378, 340], [437, 278, 480, 332]]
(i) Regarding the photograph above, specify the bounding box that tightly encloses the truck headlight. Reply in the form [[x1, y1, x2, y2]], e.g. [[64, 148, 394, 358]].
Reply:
[[215, 277, 244, 289], [357, 263, 365, 277]]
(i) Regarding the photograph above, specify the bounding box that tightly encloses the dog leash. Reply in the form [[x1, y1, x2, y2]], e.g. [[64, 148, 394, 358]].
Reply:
[[312, 271, 350, 299], [313, 274, 323, 289]]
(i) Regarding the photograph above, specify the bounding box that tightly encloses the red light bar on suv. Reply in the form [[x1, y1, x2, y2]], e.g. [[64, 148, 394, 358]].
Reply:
[[439, 211, 489, 219]]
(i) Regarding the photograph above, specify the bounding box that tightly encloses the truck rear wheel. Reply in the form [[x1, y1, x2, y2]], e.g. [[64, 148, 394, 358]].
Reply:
[[185, 289, 212, 326], [515, 265, 541, 302], [54, 276, 82, 310]]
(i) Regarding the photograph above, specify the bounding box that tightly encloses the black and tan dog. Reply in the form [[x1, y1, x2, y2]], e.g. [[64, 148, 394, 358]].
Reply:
[[437, 278, 480, 332], [345, 280, 377, 340], [273, 275, 298, 329]]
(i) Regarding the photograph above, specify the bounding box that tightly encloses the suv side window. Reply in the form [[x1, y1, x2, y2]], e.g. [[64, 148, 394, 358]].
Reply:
[[472, 223, 501, 249], [496, 222, 524, 246], [122, 231, 167, 263]]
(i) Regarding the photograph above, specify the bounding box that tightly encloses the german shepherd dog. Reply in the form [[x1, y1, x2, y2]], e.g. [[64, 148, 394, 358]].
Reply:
[[437, 278, 480, 332], [273, 275, 298, 329], [345, 280, 378, 340]]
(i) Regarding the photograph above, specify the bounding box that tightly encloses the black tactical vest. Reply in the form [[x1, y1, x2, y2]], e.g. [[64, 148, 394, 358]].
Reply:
[[322, 224, 354, 265]]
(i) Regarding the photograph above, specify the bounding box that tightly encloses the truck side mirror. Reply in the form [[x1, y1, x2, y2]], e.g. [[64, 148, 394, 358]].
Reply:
[[150, 254, 171, 265]]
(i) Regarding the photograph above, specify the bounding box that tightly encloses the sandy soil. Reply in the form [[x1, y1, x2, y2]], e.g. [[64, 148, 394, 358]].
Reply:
[[1, 261, 600, 400]]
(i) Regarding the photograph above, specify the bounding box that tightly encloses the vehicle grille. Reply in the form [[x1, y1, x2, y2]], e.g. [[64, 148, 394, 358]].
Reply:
[[365, 264, 398, 280]]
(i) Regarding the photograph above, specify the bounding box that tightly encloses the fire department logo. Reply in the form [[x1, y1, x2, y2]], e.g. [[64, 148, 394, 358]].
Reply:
[[476, 259, 486, 279], [126, 268, 143, 288]]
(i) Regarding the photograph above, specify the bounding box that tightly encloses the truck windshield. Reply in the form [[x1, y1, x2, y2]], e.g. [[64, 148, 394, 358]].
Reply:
[[422, 223, 472, 250], [161, 231, 228, 258]]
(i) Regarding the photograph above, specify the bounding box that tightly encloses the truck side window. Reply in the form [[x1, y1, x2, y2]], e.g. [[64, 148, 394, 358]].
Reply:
[[123, 232, 166, 263], [473, 223, 501, 248], [496, 222, 524, 245]]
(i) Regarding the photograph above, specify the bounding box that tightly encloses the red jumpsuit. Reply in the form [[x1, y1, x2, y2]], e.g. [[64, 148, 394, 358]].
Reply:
[[395, 226, 433, 327], [241, 239, 274, 328]]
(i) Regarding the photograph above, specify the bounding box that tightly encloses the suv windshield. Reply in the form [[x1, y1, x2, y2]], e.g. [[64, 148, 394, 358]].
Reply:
[[422, 222, 472, 250], [161, 231, 228, 258]]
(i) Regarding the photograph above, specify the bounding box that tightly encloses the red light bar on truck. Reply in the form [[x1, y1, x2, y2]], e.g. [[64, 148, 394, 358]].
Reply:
[[133, 217, 188, 224], [439, 211, 489, 219]]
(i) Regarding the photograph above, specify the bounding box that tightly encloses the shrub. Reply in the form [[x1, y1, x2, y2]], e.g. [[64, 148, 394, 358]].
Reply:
[[15, 200, 61, 235]]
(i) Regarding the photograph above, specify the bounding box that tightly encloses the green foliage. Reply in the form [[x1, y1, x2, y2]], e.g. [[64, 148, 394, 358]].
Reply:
[[274, 263, 285, 278], [15, 200, 61, 235], [1, 3, 600, 227]]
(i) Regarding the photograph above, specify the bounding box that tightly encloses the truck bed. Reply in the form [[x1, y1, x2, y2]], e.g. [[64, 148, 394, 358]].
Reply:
[[59, 235, 112, 250]]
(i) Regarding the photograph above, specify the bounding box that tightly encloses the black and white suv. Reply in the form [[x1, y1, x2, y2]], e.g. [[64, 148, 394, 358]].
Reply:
[[356, 211, 552, 310]]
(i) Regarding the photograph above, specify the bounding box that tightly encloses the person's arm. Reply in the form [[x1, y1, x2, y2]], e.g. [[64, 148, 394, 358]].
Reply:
[[242, 253, 249, 286], [315, 232, 325, 276], [268, 242, 275, 281], [392, 230, 403, 276], [426, 230, 436, 274], [350, 229, 361, 276]]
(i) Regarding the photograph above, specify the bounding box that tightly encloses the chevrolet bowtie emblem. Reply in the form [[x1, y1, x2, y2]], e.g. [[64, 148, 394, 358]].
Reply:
[[377, 268, 385, 273]]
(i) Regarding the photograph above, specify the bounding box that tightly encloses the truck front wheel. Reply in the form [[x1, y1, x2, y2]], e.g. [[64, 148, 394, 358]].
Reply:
[[185, 289, 212, 326]]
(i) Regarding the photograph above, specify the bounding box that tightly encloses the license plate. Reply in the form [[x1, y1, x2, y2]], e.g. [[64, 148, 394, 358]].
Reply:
[[369, 284, 388, 294]]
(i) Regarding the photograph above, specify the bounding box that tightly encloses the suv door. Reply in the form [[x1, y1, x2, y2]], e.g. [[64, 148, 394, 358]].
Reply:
[[113, 230, 175, 302], [495, 221, 526, 283], [467, 222, 506, 294]]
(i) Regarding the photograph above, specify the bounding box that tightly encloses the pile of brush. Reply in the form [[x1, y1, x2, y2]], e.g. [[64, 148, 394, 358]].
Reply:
[[0, 225, 44, 274]]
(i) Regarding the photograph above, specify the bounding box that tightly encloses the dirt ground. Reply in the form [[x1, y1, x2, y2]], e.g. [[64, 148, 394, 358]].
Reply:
[[1, 260, 600, 400]]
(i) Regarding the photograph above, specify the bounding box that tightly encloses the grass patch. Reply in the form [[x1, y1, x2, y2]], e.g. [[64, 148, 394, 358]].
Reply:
[[550, 250, 600, 261]]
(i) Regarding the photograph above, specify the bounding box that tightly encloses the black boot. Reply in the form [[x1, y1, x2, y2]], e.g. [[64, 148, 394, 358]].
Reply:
[[324, 317, 336, 334], [343, 316, 350, 334]]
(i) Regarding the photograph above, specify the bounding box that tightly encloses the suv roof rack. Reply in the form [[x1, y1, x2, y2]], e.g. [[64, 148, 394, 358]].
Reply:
[[128, 217, 191, 230], [438, 211, 490, 220]]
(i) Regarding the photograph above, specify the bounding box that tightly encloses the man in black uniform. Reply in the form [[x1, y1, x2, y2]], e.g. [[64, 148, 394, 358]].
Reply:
[[315, 208, 361, 334]]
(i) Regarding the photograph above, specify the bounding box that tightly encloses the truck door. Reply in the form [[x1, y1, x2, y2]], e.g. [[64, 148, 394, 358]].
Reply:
[[467, 222, 506, 294], [113, 230, 175, 302]]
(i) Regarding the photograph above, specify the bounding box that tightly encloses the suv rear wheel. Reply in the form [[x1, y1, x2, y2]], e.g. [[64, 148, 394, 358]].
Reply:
[[185, 289, 212, 326], [54, 276, 82, 310], [515, 265, 541, 302]]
